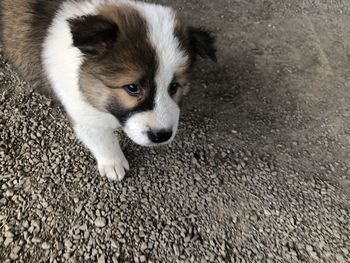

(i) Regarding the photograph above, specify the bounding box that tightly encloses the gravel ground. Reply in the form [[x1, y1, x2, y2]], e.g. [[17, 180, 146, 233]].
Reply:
[[1, 0, 350, 262]]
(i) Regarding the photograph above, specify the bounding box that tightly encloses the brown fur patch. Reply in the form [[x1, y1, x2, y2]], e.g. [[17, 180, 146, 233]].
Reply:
[[171, 69, 189, 103], [1, 0, 62, 95], [79, 71, 147, 112], [172, 89, 183, 103], [79, 3, 158, 121]]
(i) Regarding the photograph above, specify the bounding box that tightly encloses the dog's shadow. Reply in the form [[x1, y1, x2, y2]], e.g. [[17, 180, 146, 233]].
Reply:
[[184, 48, 302, 150]]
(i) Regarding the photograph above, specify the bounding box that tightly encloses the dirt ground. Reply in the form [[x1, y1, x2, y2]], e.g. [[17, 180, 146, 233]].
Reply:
[[1, 0, 350, 262]]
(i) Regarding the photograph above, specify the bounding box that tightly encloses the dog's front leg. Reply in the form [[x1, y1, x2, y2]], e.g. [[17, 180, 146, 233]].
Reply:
[[74, 124, 129, 181]]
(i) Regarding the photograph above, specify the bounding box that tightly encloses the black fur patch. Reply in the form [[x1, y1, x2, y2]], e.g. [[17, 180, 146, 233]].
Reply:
[[189, 27, 217, 62], [67, 15, 119, 56], [107, 78, 157, 125]]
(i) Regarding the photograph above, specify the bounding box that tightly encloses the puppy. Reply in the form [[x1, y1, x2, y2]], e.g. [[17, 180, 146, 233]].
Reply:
[[0, 0, 216, 181]]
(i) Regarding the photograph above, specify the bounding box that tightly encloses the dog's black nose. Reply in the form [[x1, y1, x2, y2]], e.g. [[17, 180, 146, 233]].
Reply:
[[148, 129, 173, 144]]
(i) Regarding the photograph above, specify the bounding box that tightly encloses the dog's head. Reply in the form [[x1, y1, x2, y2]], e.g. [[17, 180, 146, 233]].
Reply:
[[68, 2, 216, 146]]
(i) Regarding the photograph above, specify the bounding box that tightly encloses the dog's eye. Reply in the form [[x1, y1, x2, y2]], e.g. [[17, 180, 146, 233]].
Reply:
[[123, 84, 141, 97], [169, 82, 180, 95]]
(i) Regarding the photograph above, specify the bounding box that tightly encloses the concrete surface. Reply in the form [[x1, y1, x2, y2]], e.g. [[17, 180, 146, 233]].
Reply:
[[1, 0, 350, 262]]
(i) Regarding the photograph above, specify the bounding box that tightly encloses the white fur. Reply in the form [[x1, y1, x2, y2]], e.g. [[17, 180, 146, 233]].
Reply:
[[42, 0, 188, 180], [124, 2, 188, 145], [42, 0, 129, 180]]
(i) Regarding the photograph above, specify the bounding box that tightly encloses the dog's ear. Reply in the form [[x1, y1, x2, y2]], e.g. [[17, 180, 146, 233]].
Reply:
[[67, 15, 118, 56], [188, 27, 217, 62]]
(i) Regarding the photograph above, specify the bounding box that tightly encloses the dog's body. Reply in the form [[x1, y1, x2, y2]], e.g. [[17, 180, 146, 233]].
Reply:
[[1, 0, 216, 180]]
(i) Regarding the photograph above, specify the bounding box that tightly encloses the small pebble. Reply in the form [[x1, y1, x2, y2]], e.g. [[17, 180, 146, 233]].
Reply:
[[98, 255, 106, 263], [41, 242, 50, 250], [94, 217, 107, 228]]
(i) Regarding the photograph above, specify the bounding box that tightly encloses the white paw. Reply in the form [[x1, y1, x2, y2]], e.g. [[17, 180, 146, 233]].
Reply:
[[97, 157, 130, 181]]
